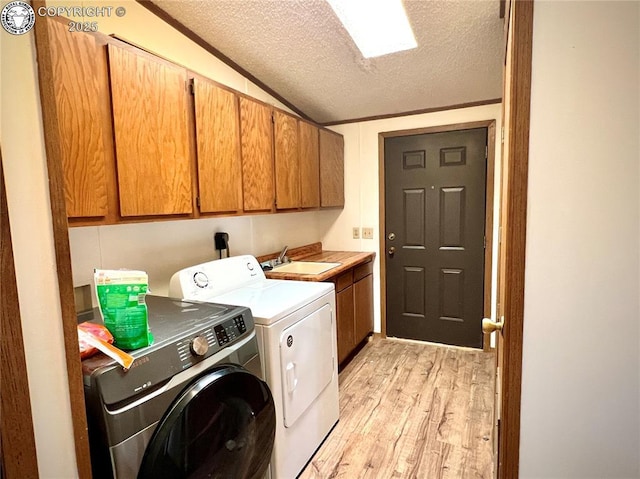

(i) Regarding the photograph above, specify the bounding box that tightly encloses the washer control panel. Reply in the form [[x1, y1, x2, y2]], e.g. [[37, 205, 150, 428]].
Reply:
[[84, 299, 255, 406], [168, 255, 265, 301], [214, 315, 247, 346]]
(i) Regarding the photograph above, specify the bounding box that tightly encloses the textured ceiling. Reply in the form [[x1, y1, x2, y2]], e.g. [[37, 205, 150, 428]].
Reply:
[[150, 0, 504, 124]]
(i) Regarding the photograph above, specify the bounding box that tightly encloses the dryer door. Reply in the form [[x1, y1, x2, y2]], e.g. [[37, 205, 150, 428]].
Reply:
[[279, 303, 334, 427], [137, 365, 275, 479]]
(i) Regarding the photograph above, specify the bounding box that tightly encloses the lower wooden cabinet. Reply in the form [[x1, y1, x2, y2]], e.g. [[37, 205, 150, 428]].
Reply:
[[332, 260, 374, 365], [336, 285, 355, 364], [354, 273, 374, 345]]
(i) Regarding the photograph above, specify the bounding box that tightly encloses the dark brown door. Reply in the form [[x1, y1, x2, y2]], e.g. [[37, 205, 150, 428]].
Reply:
[[385, 128, 487, 348]]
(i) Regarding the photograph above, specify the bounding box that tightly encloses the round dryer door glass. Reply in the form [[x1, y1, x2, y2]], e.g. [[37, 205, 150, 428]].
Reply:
[[137, 365, 275, 479]]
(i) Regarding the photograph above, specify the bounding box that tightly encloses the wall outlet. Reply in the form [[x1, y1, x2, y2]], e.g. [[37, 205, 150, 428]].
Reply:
[[352, 227, 360, 239], [362, 227, 374, 239]]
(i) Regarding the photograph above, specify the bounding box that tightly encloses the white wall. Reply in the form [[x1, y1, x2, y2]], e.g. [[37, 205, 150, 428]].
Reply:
[[320, 103, 503, 333], [520, 2, 640, 478], [1, 29, 78, 476], [70, 212, 325, 299]]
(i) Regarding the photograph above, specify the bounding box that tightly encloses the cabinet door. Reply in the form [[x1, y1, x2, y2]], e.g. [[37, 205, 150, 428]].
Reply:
[[239, 98, 274, 211], [354, 274, 374, 344], [193, 78, 242, 213], [299, 121, 320, 208], [274, 111, 299, 210], [319, 129, 345, 207], [108, 44, 193, 217], [336, 285, 355, 365], [47, 19, 113, 219]]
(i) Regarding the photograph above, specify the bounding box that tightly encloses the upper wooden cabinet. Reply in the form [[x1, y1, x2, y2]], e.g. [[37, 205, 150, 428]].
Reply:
[[274, 111, 300, 210], [40, 24, 344, 225], [192, 78, 242, 213], [275, 114, 322, 210], [239, 97, 274, 212], [319, 129, 345, 208], [108, 44, 193, 217], [47, 19, 113, 219], [299, 121, 320, 208]]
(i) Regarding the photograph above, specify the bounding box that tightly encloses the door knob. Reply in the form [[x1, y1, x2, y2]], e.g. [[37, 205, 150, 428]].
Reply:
[[388, 246, 396, 256], [482, 317, 503, 334]]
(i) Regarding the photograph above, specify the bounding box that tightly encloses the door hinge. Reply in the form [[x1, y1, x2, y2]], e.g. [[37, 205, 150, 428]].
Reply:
[[484, 235, 487, 249], [188, 80, 195, 95], [196, 196, 200, 208], [485, 145, 488, 159], [501, 126, 505, 144]]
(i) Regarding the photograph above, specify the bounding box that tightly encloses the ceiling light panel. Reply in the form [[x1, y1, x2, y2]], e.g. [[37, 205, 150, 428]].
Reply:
[[327, 0, 418, 58]]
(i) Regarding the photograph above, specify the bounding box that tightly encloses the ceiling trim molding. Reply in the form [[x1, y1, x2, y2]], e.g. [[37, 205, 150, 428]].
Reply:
[[136, 0, 315, 123], [321, 98, 502, 127]]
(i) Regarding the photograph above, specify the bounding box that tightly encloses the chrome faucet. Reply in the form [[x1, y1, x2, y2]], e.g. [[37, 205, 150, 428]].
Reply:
[[277, 245, 289, 265]]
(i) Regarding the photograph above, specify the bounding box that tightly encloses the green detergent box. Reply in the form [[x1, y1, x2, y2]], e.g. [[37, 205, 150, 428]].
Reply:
[[94, 269, 153, 351]]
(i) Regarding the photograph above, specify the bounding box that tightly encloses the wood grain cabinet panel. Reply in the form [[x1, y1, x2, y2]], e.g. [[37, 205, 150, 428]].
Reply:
[[329, 263, 374, 366], [193, 78, 242, 213], [354, 273, 374, 344], [319, 129, 345, 207], [335, 270, 354, 293], [299, 121, 320, 208], [337, 285, 355, 365], [108, 44, 193, 217], [47, 19, 112, 218], [274, 111, 300, 210], [239, 98, 274, 211]]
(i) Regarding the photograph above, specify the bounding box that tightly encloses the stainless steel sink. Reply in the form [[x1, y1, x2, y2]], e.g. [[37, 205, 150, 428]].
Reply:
[[271, 261, 341, 275]]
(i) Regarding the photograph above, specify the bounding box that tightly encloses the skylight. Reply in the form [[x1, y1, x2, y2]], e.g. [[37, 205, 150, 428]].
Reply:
[[327, 0, 418, 59]]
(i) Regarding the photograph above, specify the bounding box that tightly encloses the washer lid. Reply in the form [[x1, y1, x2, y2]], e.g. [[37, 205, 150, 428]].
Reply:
[[210, 279, 334, 325]]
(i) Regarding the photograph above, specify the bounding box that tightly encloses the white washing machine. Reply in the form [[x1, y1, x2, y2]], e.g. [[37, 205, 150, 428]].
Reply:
[[169, 255, 339, 479]]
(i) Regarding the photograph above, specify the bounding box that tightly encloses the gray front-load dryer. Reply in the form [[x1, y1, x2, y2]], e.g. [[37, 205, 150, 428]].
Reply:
[[82, 295, 276, 479]]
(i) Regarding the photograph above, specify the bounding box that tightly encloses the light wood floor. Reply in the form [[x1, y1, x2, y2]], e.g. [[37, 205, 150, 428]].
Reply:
[[299, 337, 496, 479]]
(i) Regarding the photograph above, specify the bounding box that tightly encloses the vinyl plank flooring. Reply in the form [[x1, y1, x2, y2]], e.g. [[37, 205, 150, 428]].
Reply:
[[299, 338, 495, 479]]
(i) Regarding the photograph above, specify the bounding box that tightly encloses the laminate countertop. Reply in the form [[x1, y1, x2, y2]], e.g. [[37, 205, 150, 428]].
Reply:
[[263, 248, 375, 282]]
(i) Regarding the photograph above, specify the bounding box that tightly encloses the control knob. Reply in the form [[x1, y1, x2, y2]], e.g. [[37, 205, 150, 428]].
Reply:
[[193, 272, 209, 288], [190, 335, 209, 356]]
